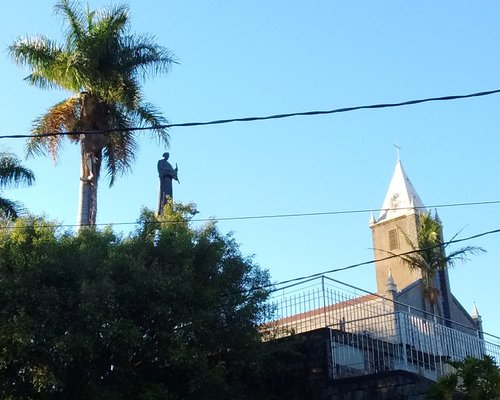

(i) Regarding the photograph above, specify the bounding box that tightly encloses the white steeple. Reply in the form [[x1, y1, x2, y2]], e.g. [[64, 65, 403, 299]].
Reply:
[[378, 160, 425, 222]]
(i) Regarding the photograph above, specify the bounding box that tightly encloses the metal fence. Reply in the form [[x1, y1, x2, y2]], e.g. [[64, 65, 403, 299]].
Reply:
[[267, 276, 500, 381]]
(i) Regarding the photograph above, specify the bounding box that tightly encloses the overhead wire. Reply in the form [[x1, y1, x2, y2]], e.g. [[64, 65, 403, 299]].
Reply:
[[1, 198, 499, 230], [1, 88, 500, 139], [223, 226, 500, 296]]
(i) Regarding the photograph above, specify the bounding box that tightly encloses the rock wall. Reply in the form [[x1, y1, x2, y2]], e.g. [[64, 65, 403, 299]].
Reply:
[[267, 328, 446, 400], [322, 370, 433, 400]]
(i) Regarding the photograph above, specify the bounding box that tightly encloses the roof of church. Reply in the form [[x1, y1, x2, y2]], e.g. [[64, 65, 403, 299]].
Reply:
[[270, 293, 379, 326], [377, 160, 425, 222]]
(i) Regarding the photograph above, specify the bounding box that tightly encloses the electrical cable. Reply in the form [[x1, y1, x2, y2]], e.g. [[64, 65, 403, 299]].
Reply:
[[1, 199, 499, 230], [1, 88, 500, 139], [222, 227, 500, 296]]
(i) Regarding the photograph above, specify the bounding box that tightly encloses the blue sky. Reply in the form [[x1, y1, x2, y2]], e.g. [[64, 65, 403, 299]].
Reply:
[[1, 1, 499, 336]]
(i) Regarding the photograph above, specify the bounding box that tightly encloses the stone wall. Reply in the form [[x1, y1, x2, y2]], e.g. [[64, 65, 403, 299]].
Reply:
[[322, 370, 433, 400], [267, 328, 458, 400]]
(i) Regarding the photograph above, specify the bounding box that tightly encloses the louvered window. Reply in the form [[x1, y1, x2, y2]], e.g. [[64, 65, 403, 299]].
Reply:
[[389, 229, 399, 250]]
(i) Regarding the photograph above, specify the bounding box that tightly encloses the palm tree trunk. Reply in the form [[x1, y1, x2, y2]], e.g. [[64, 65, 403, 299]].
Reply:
[[77, 163, 97, 229], [76, 148, 99, 230], [77, 177, 90, 228], [76, 93, 106, 230]]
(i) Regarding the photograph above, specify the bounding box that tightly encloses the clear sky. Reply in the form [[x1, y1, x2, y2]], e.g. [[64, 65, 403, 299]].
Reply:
[[1, 1, 499, 336]]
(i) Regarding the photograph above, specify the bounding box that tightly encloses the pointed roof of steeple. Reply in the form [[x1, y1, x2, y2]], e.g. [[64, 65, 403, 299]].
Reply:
[[386, 268, 397, 293], [378, 160, 425, 222]]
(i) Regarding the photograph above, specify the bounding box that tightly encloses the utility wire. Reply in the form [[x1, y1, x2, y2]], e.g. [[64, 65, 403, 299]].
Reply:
[[2, 199, 499, 230], [1, 88, 500, 139], [223, 227, 500, 296]]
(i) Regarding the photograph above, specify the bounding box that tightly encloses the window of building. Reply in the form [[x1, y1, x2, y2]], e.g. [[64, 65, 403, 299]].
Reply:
[[389, 229, 399, 250]]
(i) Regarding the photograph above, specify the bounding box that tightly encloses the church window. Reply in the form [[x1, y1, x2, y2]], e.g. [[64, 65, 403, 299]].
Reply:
[[389, 229, 399, 250]]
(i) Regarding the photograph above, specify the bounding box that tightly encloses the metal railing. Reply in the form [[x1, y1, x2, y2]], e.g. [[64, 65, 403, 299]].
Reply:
[[266, 276, 500, 381]]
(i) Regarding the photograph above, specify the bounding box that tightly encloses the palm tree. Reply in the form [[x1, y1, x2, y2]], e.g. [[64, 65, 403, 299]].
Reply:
[[400, 211, 484, 318], [0, 150, 35, 218], [9, 0, 175, 228]]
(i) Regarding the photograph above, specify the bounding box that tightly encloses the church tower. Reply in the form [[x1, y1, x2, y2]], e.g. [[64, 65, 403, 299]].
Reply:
[[370, 160, 454, 322], [370, 160, 425, 294]]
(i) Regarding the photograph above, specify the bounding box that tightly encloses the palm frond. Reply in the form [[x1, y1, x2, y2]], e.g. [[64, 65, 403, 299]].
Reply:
[[94, 73, 140, 105], [9, 36, 84, 92], [9, 35, 62, 69], [71, 8, 130, 96], [0, 196, 23, 219], [400, 252, 428, 272], [445, 246, 486, 268], [121, 34, 178, 79], [0, 152, 35, 188], [102, 105, 137, 186], [133, 102, 170, 145], [27, 97, 81, 161], [24, 71, 63, 91], [93, 4, 129, 38], [54, 0, 86, 49], [399, 212, 485, 301]]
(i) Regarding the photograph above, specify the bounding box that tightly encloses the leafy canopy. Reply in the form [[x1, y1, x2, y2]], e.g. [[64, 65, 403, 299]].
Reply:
[[0, 203, 276, 400], [427, 356, 500, 400]]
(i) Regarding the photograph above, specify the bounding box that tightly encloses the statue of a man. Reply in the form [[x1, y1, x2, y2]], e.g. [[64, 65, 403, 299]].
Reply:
[[157, 152, 179, 214]]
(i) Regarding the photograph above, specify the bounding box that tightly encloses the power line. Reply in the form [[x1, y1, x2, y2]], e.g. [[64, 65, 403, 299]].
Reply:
[[194, 200, 500, 223], [2, 199, 499, 230], [1, 88, 500, 140], [231, 226, 500, 297]]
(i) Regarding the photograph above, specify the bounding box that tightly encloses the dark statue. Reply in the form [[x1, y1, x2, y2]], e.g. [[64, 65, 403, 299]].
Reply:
[[157, 152, 179, 214]]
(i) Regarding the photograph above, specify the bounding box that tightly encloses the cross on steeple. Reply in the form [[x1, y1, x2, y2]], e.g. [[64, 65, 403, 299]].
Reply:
[[393, 144, 401, 161]]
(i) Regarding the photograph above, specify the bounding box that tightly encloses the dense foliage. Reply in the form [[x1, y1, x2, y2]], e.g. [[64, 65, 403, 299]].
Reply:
[[0, 203, 274, 399], [427, 356, 500, 400]]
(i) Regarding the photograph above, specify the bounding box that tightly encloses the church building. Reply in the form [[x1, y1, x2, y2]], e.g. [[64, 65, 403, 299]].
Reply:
[[369, 159, 480, 334], [268, 160, 492, 380]]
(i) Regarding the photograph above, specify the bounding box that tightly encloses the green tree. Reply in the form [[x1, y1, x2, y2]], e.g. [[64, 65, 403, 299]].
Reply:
[[9, 0, 175, 228], [428, 356, 500, 400], [0, 203, 274, 399], [400, 211, 484, 317], [0, 149, 35, 218]]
